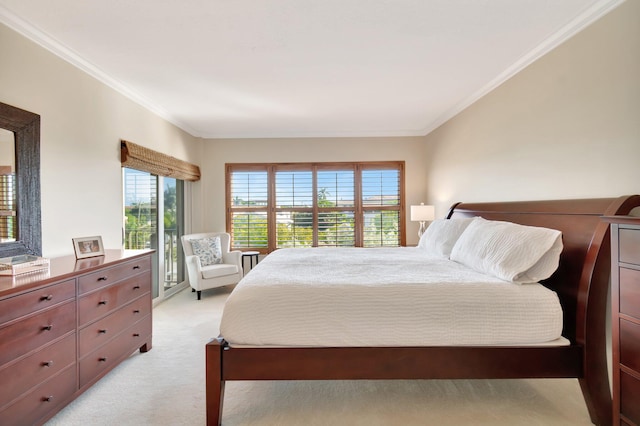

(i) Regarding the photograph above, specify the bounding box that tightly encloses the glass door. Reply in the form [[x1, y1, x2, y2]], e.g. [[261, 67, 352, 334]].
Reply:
[[162, 177, 185, 295], [123, 168, 185, 300]]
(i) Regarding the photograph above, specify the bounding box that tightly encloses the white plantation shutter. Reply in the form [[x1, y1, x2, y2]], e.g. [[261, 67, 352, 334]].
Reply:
[[227, 162, 404, 251], [361, 169, 401, 247], [276, 170, 313, 248], [229, 169, 269, 249], [316, 169, 355, 247]]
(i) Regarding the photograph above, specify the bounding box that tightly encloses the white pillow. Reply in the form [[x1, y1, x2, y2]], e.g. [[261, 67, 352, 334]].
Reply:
[[190, 236, 223, 266], [450, 217, 563, 284], [418, 218, 476, 258]]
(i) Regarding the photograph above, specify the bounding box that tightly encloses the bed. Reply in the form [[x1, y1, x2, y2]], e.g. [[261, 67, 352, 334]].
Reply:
[[206, 196, 640, 426]]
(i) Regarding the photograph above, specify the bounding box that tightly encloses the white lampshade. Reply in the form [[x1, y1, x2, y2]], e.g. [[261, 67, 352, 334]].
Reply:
[[410, 204, 435, 222]]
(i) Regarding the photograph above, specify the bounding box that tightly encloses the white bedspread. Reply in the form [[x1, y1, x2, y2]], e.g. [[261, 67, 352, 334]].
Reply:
[[220, 248, 564, 347]]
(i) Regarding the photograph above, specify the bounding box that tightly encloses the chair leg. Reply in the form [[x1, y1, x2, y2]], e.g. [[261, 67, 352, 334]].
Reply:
[[197, 290, 202, 300]]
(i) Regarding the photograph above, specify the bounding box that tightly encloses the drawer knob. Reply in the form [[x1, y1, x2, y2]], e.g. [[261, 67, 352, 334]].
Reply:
[[99, 329, 108, 334], [42, 360, 54, 367], [41, 294, 53, 301], [42, 324, 53, 331], [43, 395, 54, 402], [99, 357, 107, 362], [133, 309, 140, 314], [98, 300, 108, 305], [133, 265, 141, 270], [133, 285, 141, 290], [133, 333, 140, 337], [97, 276, 108, 281]]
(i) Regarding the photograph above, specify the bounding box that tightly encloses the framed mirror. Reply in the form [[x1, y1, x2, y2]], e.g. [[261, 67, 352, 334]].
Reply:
[[0, 102, 41, 257]]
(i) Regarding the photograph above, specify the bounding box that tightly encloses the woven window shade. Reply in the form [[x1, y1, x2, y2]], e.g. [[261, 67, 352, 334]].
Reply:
[[121, 140, 200, 181]]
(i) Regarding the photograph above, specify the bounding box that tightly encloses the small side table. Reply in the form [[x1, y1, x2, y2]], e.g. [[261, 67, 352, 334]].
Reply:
[[241, 251, 260, 272]]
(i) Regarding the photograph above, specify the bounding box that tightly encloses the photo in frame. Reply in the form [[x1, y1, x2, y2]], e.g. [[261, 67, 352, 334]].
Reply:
[[72, 236, 105, 259]]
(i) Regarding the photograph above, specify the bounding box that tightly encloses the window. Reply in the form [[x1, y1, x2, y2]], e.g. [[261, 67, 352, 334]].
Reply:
[[362, 169, 401, 247], [227, 162, 405, 252], [229, 168, 269, 249]]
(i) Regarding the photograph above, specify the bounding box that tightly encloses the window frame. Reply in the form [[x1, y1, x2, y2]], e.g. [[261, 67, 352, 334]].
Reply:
[[226, 161, 405, 252]]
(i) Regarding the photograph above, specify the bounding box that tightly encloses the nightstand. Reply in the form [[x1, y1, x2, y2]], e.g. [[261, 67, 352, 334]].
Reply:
[[241, 251, 260, 272], [606, 216, 640, 425]]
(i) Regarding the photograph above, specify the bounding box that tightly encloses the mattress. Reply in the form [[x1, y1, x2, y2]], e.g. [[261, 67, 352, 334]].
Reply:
[[220, 247, 565, 347]]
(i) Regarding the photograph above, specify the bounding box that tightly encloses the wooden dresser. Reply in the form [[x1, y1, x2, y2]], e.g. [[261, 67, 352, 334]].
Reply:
[[0, 249, 153, 426], [607, 216, 640, 425]]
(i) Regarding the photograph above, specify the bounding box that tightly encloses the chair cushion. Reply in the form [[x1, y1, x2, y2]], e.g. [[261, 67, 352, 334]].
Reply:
[[190, 237, 223, 266], [201, 263, 240, 279]]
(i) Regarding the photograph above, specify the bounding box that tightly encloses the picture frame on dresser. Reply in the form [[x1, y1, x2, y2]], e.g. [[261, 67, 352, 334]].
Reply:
[[72, 236, 105, 259]]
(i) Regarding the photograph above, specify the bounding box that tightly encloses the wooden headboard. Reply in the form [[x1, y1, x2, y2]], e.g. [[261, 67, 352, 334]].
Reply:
[[447, 196, 640, 345]]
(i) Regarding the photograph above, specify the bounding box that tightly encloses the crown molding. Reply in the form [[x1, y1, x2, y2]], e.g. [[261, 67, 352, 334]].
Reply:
[[0, 0, 625, 140], [419, 0, 626, 137], [0, 4, 201, 137]]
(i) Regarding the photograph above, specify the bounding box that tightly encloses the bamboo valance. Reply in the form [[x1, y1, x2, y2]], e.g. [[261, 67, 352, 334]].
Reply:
[[121, 140, 201, 181]]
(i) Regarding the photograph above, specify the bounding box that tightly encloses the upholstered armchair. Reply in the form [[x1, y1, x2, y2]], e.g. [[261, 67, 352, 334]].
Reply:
[[180, 232, 243, 300]]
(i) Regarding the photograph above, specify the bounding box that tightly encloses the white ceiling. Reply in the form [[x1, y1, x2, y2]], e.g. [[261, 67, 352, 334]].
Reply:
[[0, 0, 623, 139]]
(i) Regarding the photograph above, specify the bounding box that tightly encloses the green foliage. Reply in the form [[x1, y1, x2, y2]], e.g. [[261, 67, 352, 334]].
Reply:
[[232, 213, 268, 247], [164, 185, 177, 230], [231, 188, 399, 249], [123, 184, 179, 250], [277, 222, 313, 247]]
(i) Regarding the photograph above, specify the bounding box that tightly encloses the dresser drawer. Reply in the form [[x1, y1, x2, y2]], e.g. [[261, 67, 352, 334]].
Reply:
[[0, 365, 76, 426], [620, 319, 640, 373], [0, 279, 75, 325], [0, 333, 76, 409], [78, 272, 151, 326], [0, 301, 76, 366], [620, 228, 640, 265], [620, 267, 640, 319], [78, 256, 151, 295], [79, 296, 151, 357], [621, 371, 640, 424], [79, 316, 151, 388]]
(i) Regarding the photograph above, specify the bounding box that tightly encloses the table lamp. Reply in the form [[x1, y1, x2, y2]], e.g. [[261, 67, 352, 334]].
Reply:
[[410, 203, 435, 238]]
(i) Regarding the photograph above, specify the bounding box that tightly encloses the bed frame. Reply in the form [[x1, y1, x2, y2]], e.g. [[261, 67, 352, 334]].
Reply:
[[206, 196, 640, 426]]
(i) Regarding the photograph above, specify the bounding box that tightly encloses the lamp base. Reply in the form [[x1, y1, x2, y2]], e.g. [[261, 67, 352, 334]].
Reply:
[[418, 221, 427, 239]]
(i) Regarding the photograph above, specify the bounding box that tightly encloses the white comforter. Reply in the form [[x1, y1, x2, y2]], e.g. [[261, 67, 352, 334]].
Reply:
[[220, 247, 563, 347]]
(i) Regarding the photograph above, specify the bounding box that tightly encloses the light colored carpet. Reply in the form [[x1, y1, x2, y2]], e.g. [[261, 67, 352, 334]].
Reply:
[[46, 286, 594, 426]]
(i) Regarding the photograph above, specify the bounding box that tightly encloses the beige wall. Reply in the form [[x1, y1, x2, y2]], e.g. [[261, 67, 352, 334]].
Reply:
[[0, 23, 203, 257], [201, 137, 431, 245], [2, 0, 638, 256], [425, 0, 640, 217]]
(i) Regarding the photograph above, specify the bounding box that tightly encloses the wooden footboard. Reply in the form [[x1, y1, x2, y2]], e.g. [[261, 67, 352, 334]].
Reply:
[[207, 340, 584, 425], [207, 195, 640, 426]]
